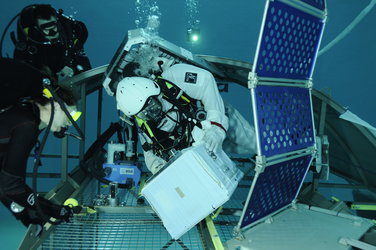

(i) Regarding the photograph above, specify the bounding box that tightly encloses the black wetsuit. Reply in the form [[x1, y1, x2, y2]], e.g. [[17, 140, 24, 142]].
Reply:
[[14, 14, 91, 78], [0, 103, 69, 227]]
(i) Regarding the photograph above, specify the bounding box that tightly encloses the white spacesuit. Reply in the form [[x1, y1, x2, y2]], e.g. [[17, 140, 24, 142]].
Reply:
[[116, 63, 257, 174]]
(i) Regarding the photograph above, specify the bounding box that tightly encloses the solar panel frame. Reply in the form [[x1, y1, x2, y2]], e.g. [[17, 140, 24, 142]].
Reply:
[[237, 0, 327, 232], [252, 85, 315, 158], [239, 153, 314, 230], [252, 0, 325, 82]]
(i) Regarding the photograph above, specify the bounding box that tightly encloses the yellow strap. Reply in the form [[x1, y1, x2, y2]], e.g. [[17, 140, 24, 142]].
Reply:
[[350, 204, 376, 211], [164, 80, 191, 103], [135, 116, 155, 138], [86, 207, 97, 214], [135, 116, 143, 127], [211, 207, 223, 220], [205, 216, 224, 250], [181, 95, 191, 103], [331, 196, 340, 202]]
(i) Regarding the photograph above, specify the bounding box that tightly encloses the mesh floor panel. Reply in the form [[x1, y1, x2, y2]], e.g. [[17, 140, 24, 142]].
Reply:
[[213, 185, 251, 243], [41, 213, 206, 249], [215, 215, 240, 243], [40, 161, 252, 249]]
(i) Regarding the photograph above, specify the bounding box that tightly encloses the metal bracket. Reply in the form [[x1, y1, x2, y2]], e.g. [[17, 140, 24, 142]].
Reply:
[[306, 78, 313, 89], [339, 237, 376, 250], [248, 71, 258, 89], [264, 217, 274, 224], [313, 135, 330, 180], [291, 200, 298, 210], [350, 203, 376, 211], [232, 227, 245, 241], [255, 155, 267, 174]]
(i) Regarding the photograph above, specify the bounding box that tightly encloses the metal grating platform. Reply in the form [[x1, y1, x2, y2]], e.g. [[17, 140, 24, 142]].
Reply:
[[240, 154, 313, 228], [37, 160, 254, 249], [253, 85, 315, 157], [41, 213, 206, 249], [253, 0, 325, 80], [215, 214, 240, 243], [41, 179, 208, 250]]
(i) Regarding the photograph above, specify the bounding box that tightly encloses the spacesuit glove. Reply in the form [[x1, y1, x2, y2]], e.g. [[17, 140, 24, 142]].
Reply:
[[144, 151, 167, 175], [57, 66, 74, 80], [150, 157, 166, 175], [202, 122, 226, 153]]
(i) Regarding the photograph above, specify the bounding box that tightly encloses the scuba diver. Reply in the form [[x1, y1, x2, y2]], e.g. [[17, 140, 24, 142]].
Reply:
[[116, 63, 257, 174], [12, 4, 91, 81], [0, 58, 82, 235]]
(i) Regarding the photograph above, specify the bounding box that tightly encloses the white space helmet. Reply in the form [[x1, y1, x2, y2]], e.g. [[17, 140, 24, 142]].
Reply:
[[116, 77, 161, 116]]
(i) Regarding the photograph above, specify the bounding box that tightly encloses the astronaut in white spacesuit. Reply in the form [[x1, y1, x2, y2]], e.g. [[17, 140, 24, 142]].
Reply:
[[116, 63, 257, 174]]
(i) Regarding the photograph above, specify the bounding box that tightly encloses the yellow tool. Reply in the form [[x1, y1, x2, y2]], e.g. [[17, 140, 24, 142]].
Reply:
[[64, 198, 96, 215]]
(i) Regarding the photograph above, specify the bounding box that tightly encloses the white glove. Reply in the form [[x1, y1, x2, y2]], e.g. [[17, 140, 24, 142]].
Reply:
[[144, 150, 167, 174], [57, 66, 74, 81], [202, 121, 226, 152]]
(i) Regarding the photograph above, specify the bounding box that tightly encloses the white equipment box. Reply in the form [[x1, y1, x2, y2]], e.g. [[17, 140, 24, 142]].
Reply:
[[141, 144, 244, 239]]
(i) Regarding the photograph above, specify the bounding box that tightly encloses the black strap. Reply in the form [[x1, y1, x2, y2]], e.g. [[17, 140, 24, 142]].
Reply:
[[155, 77, 197, 122]]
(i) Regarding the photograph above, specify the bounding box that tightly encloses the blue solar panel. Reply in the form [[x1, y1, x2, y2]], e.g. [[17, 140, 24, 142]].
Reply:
[[254, 0, 325, 80], [254, 85, 315, 157], [240, 154, 313, 229], [301, 0, 326, 11]]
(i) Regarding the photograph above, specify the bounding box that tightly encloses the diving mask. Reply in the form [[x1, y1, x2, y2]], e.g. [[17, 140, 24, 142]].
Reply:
[[136, 96, 163, 122]]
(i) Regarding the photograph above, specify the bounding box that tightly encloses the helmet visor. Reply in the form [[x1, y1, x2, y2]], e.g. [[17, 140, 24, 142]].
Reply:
[[137, 96, 163, 122]]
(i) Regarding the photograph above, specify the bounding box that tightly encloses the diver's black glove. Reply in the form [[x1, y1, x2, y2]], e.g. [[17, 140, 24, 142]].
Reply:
[[56, 206, 75, 222]]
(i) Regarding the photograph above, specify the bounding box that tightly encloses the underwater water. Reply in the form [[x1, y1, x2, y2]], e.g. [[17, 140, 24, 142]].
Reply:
[[0, 0, 375, 248]]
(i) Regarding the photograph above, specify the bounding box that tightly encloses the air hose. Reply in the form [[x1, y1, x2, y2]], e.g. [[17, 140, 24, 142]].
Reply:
[[318, 0, 376, 57], [31, 84, 85, 225], [0, 13, 19, 58], [32, 97, 64, 225]]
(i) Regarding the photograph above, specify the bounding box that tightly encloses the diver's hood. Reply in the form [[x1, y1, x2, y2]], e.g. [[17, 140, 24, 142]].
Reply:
[[18, 6, 62, 45], [0, 58, 50, 107]]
